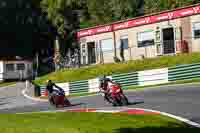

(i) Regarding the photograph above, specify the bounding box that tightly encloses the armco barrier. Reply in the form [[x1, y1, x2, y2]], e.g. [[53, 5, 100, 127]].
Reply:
[[112, 72, 138, 87], [138, 68, 168, 86], [38, 63, 200, 97], [40, 86, 46, 97], [169, 63, 200, 81], [69, 80, 89, 94], [88, 78, 100, 93]]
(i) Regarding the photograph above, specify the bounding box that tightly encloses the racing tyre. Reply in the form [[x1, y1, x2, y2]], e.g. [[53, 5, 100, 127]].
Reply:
[[121, 96, 129, 106]]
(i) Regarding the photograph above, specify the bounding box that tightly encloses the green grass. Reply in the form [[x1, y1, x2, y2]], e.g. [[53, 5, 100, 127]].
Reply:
[[0, 82, 16, 87], [34, 53, 200, 85], [0, 112, 199, 133]]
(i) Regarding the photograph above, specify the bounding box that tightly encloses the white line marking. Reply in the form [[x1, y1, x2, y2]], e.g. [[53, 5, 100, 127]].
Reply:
[[127, 108, 200, 128], [22, 88, 47, 102]]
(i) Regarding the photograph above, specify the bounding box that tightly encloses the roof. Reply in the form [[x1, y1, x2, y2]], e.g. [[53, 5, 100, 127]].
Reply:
[[77, 3, 200, 38]]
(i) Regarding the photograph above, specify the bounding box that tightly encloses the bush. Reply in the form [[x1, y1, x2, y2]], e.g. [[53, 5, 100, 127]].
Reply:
[[34, 53, 200, 85]]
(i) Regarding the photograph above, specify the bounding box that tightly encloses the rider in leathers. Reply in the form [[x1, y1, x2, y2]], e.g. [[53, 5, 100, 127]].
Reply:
[[99, 76, 114, 103]]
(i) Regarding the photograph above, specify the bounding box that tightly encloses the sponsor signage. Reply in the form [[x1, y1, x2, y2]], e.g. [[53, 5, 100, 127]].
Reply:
[[77, 5, 200, 38], [77, 26, 112, 38]]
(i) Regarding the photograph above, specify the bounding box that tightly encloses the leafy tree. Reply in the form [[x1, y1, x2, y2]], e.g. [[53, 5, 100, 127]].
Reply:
[[110, 0, 138, 20], [144, 0, 200, 14], [87, 0, 138, 25], [0, 0, 55, 57], [40, 0, 82, 53]]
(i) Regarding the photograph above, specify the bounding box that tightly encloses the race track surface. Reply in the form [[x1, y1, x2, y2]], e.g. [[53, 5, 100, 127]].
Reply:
[[0, 83, 200, 124]]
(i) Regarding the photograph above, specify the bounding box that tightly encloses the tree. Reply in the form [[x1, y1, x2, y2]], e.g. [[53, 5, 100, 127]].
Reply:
[[0, 0, 55, 57], [40, 0, 81, 51], [87, 0, 138, 25], [87, 0, 112, 25], [110, 0, 138, 20], [144, 0, 200, 14]]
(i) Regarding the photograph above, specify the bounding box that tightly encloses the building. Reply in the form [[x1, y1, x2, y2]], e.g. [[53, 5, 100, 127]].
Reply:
[[0, 58, 33, 81], [77, 4, 200, 65]]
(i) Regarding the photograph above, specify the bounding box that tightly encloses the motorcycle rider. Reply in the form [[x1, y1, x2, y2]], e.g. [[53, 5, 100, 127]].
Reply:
[[99, 75, 129, 106], [46, 80, 63, 100], [46, 80, 71, 106], [99, 76, 115, 103]]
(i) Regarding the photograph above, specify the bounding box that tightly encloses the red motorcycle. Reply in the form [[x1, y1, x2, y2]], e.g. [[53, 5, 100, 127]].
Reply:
[[99, 81, 129, 106], [109, 83, 129, 106]]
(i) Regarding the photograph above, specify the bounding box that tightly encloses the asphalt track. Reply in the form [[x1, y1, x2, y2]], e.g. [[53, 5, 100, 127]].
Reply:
[[0, 82, 200, 124]]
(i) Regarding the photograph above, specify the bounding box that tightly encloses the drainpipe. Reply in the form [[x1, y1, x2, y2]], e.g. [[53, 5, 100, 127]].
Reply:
[[113, 30, 117, 58], [100, 41, 104, 64]]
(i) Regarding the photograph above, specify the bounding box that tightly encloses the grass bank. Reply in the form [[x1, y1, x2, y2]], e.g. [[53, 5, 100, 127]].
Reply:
[[34, 53, 200, 85], [0, 112, 199, 133]]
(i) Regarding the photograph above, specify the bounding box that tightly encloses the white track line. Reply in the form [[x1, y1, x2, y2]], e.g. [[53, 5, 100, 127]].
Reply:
[[22, 88, 47, 102], [128, 108, 200, 128]]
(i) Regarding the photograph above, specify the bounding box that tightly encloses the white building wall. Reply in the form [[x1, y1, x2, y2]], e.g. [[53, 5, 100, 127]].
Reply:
[[0, 61, 3, 81]]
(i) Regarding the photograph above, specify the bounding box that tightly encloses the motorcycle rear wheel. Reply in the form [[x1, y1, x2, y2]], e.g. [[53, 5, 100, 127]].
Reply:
[[121, 96, 129, 105]]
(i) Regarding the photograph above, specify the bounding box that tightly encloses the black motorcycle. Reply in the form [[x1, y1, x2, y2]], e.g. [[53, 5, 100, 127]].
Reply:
[[48, 89, 71, 108]]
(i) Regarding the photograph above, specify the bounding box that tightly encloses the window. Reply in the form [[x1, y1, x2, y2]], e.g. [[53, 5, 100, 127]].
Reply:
[[193, 22, 200, 39], [100, 38, 113, 52], [137, 31, 154, 47], [6, 64, 14, 71], [17, 63, 25, 70], [120, 35, 129, 49]]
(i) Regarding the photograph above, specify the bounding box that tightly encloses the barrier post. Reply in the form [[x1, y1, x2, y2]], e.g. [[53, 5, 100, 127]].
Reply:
[[34, 85, 41, 97]]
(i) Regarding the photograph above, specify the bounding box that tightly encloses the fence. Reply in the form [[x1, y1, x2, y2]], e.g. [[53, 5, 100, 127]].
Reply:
[[69, 80, 89, 94], [37, 63, 200, 97], [112, 72, 138, 87], [169, 63, 200, 81], [138, 68, 168, 86]]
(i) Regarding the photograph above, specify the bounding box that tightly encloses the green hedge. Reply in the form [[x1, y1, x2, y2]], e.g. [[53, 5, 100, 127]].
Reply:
[[34, 53, 200, 85]]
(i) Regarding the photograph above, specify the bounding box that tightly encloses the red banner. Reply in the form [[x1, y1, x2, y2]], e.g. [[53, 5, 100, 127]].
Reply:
[[77, 25, 112, 38], [77, 5, 200, 38]]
